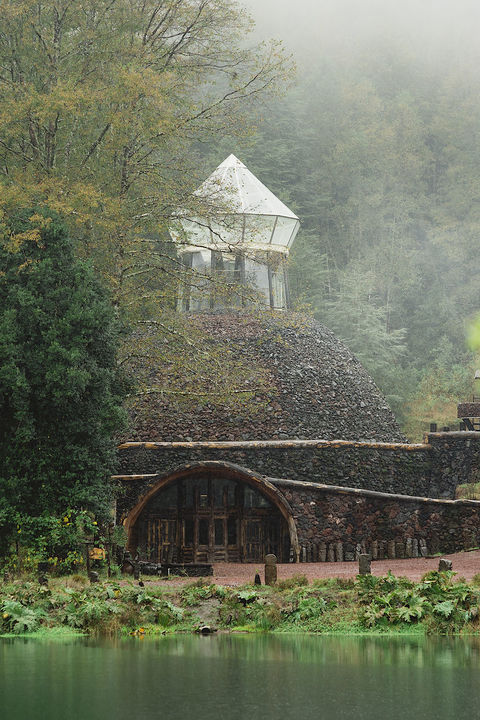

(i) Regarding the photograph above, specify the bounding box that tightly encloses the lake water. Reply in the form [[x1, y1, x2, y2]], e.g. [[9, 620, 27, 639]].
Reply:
[[1, 634, 480, 720]]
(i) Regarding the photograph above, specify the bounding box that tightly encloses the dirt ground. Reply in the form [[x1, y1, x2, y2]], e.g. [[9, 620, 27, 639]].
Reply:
[[149, 549, 480, 587]]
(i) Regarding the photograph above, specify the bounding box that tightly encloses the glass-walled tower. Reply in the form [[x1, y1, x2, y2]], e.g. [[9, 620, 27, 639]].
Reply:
[[170, 154, 300, 311]]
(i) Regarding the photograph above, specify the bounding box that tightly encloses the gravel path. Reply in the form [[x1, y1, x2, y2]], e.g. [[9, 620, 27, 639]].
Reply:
[[148, 550, 480, 587]]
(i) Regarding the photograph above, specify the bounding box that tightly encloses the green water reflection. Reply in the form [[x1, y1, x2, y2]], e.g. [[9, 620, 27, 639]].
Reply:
[[1, 634, 480, 719]]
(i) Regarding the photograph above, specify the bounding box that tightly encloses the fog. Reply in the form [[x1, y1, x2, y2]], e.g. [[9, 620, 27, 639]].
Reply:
[[234, 1, 480, 430], [243, 0, 480, 66]]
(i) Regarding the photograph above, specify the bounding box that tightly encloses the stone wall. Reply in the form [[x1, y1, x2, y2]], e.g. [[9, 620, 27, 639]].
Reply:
[[426, 432, 480, 497], [118, 432, 480, 502], [117, 439, 432, 498], [117, 432, 480, 562], [116, 432, 480, 562], [278, 479, 480, 561]]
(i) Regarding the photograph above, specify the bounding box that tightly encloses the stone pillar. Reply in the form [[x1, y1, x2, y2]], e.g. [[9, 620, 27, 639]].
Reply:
[[265, 554, 277, 586], [387, 541, 396, 559], [438, 558, 452, 572], [405, 538, 413, 559], [358, 554, 371, 575], [412, 539, 419, 558]]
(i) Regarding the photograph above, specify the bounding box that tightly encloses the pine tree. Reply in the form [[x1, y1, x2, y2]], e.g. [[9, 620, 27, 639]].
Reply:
[[0, 209, 127, 549]]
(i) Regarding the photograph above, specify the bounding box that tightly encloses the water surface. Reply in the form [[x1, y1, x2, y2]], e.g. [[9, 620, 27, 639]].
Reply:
[[1, 634, 479, 719]]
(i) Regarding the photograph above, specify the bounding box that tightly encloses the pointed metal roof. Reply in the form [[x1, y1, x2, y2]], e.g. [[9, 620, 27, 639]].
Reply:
[[196, 154, 299, 219]]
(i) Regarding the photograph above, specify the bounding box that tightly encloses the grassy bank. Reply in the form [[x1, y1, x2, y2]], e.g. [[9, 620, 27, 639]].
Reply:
[[1, 571, 480, 638]]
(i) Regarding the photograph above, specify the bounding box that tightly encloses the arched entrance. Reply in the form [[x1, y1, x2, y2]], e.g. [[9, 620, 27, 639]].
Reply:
[[124, 462, 299, 563]]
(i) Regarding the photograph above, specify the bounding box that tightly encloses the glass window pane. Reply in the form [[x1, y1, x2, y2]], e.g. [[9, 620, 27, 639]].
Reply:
[[147, 483, 178, 512], [245, 258, 269, 304], [210, 216, 244, 249], [271, 217, 299, 249], [212, 479, 237, 507], [183, 478, 195, 508], [197, 476, 209, 508], [226, 481, 236, 507], [213, 480, 224, 508], [227, 517, 237, 545], [214, 519, 224, 546], [244, 486, 271, 509], [271, 268, 286, 310], [184, 519, 194, 546], [244, 215, 275, 247], [180, 218, 210, 248], [199, 519, 209, 546]]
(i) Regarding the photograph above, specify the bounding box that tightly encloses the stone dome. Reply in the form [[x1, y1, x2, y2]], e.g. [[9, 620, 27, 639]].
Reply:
[[126, 312, 404, 443]]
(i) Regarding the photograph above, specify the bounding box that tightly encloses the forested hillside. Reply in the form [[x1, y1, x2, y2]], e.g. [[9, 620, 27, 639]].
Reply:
[[2, 0, 479, 440], [211, 1, 480, 437]]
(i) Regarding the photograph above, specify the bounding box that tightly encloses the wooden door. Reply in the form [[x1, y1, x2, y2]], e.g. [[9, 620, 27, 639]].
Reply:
[[265, 518, 280, 557], [244, 519, 263, 561], [147, 519, 176, 562], [196, 516, 210, 563]]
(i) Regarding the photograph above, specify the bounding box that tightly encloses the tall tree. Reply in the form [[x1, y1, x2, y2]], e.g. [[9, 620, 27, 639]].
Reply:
[[0, 208, 127, 547], [0, 0, 291, 307]]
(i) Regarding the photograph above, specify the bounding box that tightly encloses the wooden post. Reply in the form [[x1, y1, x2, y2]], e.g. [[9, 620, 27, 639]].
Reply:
[[106, 543, 111, 578], [106, 525, 112, 578], [84, 541, 91, 578]]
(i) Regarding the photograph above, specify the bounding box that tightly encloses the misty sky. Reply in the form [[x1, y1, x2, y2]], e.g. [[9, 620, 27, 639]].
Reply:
[[243, 0, 480, 65]]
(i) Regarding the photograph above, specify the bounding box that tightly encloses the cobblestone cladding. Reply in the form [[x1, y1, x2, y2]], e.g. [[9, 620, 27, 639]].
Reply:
[[118, 440, 434, 498], [117, 433, 480, 503], [126, 312, 405, 443], [116, 433, 480, 561], [278, 480, 480, 561], [427, 432, 480, 496]]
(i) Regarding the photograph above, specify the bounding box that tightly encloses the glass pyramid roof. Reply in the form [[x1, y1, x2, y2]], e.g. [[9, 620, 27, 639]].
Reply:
[[172, 154, 300, 255], [196, 154, 299, 220]]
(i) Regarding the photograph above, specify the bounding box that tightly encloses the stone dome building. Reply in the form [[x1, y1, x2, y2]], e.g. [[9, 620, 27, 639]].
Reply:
[[116, 156, 480, 569], [128, 311, 404, 444]]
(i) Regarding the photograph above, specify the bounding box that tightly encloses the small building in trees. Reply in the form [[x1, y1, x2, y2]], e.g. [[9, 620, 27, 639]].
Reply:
[[170, 154, 299, 311], [116, 157, 480, 566]]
